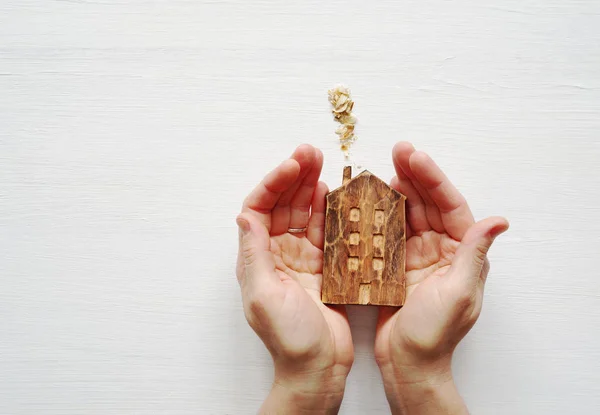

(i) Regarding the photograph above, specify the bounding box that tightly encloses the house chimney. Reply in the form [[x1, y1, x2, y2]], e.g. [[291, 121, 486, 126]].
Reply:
[[343, 166, 352, 185]]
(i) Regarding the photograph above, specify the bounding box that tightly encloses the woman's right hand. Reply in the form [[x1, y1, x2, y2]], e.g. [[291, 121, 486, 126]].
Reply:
[[374, 142, 509, 414]]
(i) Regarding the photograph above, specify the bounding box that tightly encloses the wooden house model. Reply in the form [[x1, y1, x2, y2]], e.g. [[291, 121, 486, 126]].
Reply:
[[322, 166, 407, 306]]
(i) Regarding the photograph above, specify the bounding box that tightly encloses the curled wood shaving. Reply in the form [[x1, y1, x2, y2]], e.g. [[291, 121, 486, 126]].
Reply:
[[328, 85, 357, 157]]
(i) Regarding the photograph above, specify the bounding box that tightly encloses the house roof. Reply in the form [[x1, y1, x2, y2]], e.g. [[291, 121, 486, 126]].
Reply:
[[327, 169, 406, 199]]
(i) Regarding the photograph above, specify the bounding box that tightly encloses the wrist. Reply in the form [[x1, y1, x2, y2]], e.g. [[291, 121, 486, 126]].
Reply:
[[259, 363, 349, 414], [379, 357, 467, 415], [385, 374, 467, 415]]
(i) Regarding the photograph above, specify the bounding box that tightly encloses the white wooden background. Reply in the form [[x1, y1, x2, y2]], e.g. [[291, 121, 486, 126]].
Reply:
[[2, 1, 600, 413]]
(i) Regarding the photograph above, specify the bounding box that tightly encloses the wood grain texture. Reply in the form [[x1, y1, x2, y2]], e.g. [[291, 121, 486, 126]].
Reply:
[[322, 168, 406, 306], [2, 0, 600, 414]]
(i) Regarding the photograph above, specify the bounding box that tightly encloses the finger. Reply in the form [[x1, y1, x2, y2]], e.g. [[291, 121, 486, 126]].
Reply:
[[242, 159, 301, 230], [448, 216, 509, 288], [289, 148, 324, 231], [389, 176, 414, 239], [409, 151, 475, 240], [307, 181, 328, 249], [398, 149, 444, 233], [271, 144, 317, 235], [392, 142, 431, 235], [236, 212, 280, 291], [410, 177, 445, 233]]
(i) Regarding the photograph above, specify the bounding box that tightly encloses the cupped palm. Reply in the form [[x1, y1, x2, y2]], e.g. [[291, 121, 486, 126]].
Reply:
[[375, 142, 508, 366], [237, 145, 353, 374]]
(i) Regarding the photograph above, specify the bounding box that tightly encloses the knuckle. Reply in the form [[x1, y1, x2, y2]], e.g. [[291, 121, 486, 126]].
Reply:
[[294, 204, 310, 215], [475, 243, 490, 261], [293, 209, 310, 224], [242, 245, 257, 265]]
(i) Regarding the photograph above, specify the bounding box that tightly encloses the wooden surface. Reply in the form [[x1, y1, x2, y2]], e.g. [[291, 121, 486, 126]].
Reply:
[[2, 0, 600, 414], [323, 169, 406, 306]]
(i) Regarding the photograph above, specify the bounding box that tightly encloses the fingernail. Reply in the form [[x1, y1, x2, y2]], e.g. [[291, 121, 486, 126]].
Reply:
[[236, 216, 250, 234]]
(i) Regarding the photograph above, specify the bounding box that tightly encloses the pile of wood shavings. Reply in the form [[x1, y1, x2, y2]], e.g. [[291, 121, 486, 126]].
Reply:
[[328, 85, 357, 158]]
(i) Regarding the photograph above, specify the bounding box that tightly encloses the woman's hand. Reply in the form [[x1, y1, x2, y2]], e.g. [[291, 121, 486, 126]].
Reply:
[[374, 142, 509, 414], [236, 144, 353, 414]]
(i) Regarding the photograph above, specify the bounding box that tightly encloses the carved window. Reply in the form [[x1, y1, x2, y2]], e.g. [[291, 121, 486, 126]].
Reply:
[[374, 209, 385, 226], [349, 207, 360, 222], [347, 256, 359, 271], [373, 234, 384, 250]]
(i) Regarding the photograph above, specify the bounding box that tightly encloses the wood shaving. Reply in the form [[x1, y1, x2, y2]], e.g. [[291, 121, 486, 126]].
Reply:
[[328, 85, 357, 158]]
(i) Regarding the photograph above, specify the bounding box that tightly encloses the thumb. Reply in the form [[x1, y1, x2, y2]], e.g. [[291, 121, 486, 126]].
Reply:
[[450, 216, 509, 286], [236, 212, 278, 290]]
